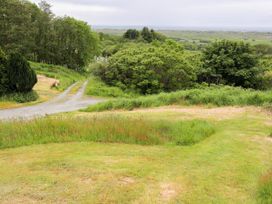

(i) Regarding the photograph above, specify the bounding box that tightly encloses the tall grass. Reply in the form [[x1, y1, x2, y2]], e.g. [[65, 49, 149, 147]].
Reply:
[[0, 91, 38, 103], [86, 76, 138, 98], [30, 62, 85, 91], [0, 116, 215, 149], [258, 170, 272, 204], [85, 85, 272, 112]]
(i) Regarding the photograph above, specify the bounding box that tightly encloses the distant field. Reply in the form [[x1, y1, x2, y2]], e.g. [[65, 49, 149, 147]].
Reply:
[[96, 29, 272, 45]]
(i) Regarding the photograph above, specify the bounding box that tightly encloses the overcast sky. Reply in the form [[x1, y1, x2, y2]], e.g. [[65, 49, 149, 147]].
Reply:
[[30, 0, 272, 29]]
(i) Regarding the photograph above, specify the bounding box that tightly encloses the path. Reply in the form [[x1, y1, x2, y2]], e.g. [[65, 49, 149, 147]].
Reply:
[[0, 80, 102, 120]]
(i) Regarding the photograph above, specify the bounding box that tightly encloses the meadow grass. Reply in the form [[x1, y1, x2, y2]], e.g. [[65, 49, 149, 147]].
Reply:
[[85, 85, 272, 112], [0, 109, 271, 203], [86, 76, 138, 98], [0, 116, 215, 149], [258, 170, 272, 204], [0, 91, 38, 103], [30, 61, 85, 91]]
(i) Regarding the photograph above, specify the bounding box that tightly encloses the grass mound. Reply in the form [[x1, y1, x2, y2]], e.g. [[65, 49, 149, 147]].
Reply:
[[0, 116, 215, 149], [0, 91, 38, 103], [85, 85, 272, 112], [30, 61, 85, 91], [258, 170, 272, 204]]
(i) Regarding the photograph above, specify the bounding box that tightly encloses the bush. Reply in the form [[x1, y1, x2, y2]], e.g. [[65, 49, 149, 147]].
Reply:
[[200, 40, 263, 89], [7, 53, 37, 92], [95, 40, 196, 94], [0, 91, 38, 103]]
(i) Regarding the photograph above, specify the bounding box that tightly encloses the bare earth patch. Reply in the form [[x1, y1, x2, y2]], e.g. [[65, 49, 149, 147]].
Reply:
[[160, 183, 178, 202], [118, 177, 135, 185]]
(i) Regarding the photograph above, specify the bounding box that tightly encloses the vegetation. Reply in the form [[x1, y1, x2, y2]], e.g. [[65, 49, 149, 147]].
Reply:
[[199, 40, 262, 88], [123, 27, 166, 42], [86, 76, 137, 98], [258, 170, 272, 204], [0, 116, 214, 148], [94, 40, 196, 94], [0, 0, 99, 71], [85, 85, 272, 112], [30, 61, 85, 91], [0, 49, 37, 103]]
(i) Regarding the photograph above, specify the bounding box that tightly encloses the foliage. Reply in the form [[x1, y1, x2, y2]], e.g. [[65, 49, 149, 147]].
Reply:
[[258, 170, 272, 204], [0, 48, 8, 95], [0, 0, 99, 71], [86, 76, 138, 98], [254, 44, 272, 56], [7, 53, 37, 92], [94, 40, 196, 94], [0, 116, 215, 148], [85, 85, 272, 112], [0, 90, 38, 103], [123, 29, 140, 40], [30, 61, 85, 91], [200, 40, 263, 88]]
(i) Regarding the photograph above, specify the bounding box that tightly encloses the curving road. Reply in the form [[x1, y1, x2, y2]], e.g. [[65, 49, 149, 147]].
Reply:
[[0, 80, 103, 120]]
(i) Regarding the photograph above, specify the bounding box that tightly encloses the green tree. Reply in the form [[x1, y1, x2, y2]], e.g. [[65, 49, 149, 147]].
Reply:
[[0, 48, 8, 95], [123, 29, 140, 40], [95, 41, 196, 94], [200, 40, 262, 88], [7, 53, 37, 92], [141, 27, 153, 43], [52, 17, 99, 71]]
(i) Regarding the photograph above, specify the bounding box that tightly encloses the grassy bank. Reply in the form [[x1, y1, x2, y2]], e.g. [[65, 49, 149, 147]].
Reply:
[[30, 62, 85, 91], [85, 85, 272, 112], [0, 116, 214, 149], [0, 91, 38, 104], [86, 76, 138, 98]]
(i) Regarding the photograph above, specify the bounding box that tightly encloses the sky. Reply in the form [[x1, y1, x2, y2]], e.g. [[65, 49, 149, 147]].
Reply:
[[30, 0, 272, 30]]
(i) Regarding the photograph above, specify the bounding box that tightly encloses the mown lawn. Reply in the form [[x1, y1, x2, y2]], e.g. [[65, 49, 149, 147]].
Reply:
[[0, 107, 271, 203]]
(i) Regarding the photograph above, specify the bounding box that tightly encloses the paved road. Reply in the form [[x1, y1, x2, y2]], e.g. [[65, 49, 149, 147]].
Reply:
[[0, 80, 103, 120]]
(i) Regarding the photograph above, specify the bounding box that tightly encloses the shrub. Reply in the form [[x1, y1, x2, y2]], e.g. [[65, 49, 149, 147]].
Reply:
[[200, 40, 263, 89], [95, 40, 196, 94], [0, 91, 38, 103], [7, 53, 37, 92]]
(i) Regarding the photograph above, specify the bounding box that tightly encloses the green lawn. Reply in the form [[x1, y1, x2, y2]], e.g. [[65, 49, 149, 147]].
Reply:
[[0, 106, 271, 203]]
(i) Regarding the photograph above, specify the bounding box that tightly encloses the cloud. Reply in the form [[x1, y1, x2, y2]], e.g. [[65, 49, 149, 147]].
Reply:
[[29, 0, 272, 29]]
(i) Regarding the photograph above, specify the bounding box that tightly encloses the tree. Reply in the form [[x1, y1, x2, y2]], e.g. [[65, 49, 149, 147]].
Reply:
[[95, 41, 196, 94], [52, 17, 99, 71], [7, 53, 37, 92], [141, 27, 153, 43], [200, 40, 262, 88], [0, 49, 8, 95], [123, 29, 140, 40]]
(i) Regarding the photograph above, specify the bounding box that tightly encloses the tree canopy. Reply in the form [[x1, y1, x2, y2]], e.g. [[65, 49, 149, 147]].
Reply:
[[0, 0, 99, 71], [199, 40, 262, 88]]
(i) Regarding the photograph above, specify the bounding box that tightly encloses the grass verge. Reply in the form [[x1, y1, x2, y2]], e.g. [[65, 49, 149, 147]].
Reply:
[[0, 116, 215, 149], [86, 76, 138, 98], [30, 61, 85, 91], [85, 85, 272, 112]]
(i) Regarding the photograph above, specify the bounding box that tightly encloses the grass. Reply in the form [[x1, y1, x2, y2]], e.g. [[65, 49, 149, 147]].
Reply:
[[85, 85, 272, 112], [258, 170, 272, 204], [86, 76, 138, 98], [0, 107, 271, 203], [0, 115, 215, 149], [0, 91, 38, 104], [30, 61, 85, 91]]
